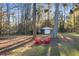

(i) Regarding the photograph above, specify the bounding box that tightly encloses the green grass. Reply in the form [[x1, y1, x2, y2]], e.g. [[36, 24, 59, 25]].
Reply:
[[21, 45, 49, 56], [8, 45, 49, 56], [62, 32, 79, 37], [60, 48, 79, 56], [60, 32, 79, 56]]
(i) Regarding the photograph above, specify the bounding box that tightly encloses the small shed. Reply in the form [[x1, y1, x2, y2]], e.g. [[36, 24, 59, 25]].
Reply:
[[41, 27, 52, 35]]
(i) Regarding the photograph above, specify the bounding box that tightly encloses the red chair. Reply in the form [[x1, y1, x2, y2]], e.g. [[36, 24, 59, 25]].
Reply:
[[34, 36, 42, 45], [43, 36, 51, 44]]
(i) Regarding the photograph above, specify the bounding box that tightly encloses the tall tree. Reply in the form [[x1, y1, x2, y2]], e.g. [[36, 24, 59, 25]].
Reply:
[[37, 4, 42, 22], [50, 3, 60, 56], [70, 9, 76, 32], [44, 4, 51, 27], [59, 11, 63, 32], [17, 4, 20, 34], [33, 3, 37, 39], [0, 6, 2, 35], [6, 4, 10, 35], [47, 3, 51, 27], [62, 3, 67, 32], [24, 4, 27, 35]]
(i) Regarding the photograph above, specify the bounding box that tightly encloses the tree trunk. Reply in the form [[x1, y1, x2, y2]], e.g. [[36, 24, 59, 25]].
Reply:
[[33, 3, 37, 39], [6, 4, 10, 35], [17, 4, 20, 34], [0, 6, 2, 35], [73, 13, 76, 32], [50, 3, 60, 56], [48, 3, 50, 27], [63, 7, 65, 32]]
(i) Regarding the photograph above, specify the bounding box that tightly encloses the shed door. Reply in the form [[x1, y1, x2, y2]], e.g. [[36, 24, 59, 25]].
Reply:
[[44, 29, 50, 34]]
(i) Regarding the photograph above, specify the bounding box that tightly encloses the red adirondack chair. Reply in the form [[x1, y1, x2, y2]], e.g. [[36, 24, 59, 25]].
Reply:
[[34, 36, 42, 45], [43, 36, 51, 44]]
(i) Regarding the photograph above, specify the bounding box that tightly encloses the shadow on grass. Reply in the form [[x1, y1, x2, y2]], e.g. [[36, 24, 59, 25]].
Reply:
[[48, 33, 79, 56], [59, 33, 79, 56], [60, 43, 79, 56], [21, 45, 49, 56]]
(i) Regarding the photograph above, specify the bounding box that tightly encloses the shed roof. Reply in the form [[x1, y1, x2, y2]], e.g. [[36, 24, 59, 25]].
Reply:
[[42, 27, 52, 30]]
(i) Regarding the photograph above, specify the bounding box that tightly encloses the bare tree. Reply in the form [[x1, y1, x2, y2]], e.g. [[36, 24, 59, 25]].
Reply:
[[6, 4, 10, 35]]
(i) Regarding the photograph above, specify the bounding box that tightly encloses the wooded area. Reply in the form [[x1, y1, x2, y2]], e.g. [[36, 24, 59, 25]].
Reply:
[[0, 3, 79, 56]]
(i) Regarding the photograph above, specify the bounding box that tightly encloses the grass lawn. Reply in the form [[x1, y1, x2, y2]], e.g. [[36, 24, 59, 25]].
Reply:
[[21, 45, 49, 56], [8, 45, 49, 56], [59, 32, 79, 56]]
